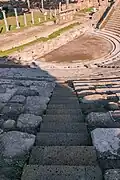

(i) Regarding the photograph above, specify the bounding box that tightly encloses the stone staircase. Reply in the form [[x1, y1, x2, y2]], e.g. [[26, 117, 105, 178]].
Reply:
[[21, 83, 102, 180], [104, 3, 120, 34], [73, 78, 120, 179]]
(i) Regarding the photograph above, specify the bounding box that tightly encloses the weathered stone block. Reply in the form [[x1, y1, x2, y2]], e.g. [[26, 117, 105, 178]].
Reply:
[[3, 119, 16, 130], [91, 128, 120, 159], [24, 96, 49, 115], [36, 132, 91, 146], [86, 112, 115, 128], [1, 103, 24, 120], [0, 131, 35, 167], [10, 95, 26, 104], [81, 94, 107, 104], [29, 146, 97, 166], [104, 169, 120, 180], [16, 87, 39, 96], [17, 114, 42, 133]]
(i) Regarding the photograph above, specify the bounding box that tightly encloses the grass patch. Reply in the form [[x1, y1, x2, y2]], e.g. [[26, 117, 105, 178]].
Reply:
[[0, 11, 54, 34], [79, 7, 94, 13], [0, 22, 80, 57]]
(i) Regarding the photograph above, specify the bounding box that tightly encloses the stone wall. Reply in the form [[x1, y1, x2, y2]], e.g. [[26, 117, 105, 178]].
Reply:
[[11, 24, 86, 65]]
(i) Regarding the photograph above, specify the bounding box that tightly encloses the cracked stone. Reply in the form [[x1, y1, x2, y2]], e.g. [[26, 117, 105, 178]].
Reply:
[[30, 86, 53, 97], [0, 131, 35, 166], [10, 95, 26, 104], [1, 103, 24, 120], [0, 88, 17, 103], [91, 128, 120, 159], [17, 114, 42, 133], [16, 87, 39, 96]]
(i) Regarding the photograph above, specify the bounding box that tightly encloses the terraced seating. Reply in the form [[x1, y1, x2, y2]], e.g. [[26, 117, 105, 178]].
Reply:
[[90, 1, 120, 68], [73, 78, 120, 179]]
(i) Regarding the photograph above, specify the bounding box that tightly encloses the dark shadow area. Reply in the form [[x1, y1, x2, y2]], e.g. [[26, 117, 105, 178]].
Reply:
[[0, 55, 76, 180]]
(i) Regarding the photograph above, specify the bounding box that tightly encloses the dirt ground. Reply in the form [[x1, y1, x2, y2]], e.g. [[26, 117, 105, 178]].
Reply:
[[41, 33, 112, 63]]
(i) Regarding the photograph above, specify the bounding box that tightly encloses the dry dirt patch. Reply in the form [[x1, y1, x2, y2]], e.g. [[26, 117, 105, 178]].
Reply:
[[41, 33, 112, 63]]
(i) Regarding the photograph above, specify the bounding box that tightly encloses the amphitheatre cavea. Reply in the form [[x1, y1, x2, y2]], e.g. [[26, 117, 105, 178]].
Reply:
[[0, 0, 120, 179]]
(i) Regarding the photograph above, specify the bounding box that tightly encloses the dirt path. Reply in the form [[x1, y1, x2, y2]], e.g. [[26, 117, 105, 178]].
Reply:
[[40, 32, 112, 63], [0, 20, 78, 52]]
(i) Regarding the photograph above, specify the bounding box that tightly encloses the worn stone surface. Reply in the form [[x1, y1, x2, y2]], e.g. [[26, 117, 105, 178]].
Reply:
[[0, 88, 17, 103], [104, 169, 120, 180], [108, 102, 119, 110], [0, 76, 55, 180], [40, 122, 87, 133], [10, 95, 26, 104], [3, 120, 16, 130], [111, 110, 120, 121], [16, 87, 39, 96], [1, 103, 24, 120], [86, 112, 115, 128], [77, 90, 96, 97], [81, 94, 107, 104], [0, 119, 4, 127], [29, 146, 97, 166], [21, 165, 102, 180], [91, 128, 120, 159], [17, 114, 42, 133], [0, 131, 35, 167], [43, 114, 84, 123], [24, 96, 49, 115], [0, 128, 3, 134], [0, 85, 6, 93], [36, 132, 91, 146]]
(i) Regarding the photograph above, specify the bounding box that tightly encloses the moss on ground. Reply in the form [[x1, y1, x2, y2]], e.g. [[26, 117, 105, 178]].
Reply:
[[0, 22, 80, 57]]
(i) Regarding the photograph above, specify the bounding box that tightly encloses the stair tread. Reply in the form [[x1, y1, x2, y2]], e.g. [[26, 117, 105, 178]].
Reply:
[[40, 122, 87, 133], [21, 165, 102, 180], [29, 146, 97, 166], [36, 132, 91, 146], [46, 108, 82, 115], [47, 104, 80, 109], [49, 99, 79, 104], [42, 114, 84, 123]]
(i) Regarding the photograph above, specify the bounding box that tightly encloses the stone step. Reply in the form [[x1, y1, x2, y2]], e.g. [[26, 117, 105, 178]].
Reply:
[[45, 108, 82, 115], [49, 99, 80, 104], [52, 92, 76, 97], [40, 122, 87, 133], [36, 132, 91, 146], [42, 114, 84, 123], [50, 96, 78, 100], [105, 28, 120, 34], [21, 165, 102, 180], [105, 22, 120, 27], [53, 87, 73, 92], [47, 103, 80, 109], [51, 94, 77, 97], [105, 26, 120, 30], [29, 146, 97, 166]]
